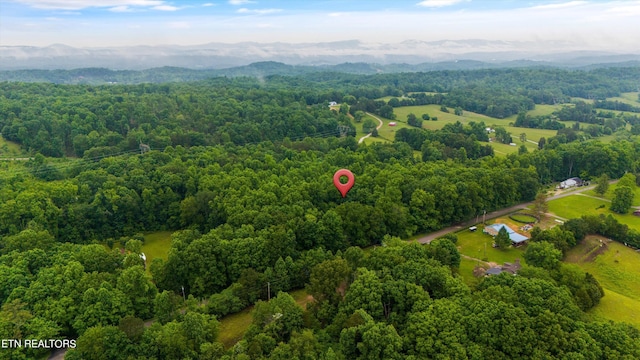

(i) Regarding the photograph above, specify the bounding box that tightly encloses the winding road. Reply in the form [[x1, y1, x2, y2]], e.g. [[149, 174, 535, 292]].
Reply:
[[358, 112, 384, 144]]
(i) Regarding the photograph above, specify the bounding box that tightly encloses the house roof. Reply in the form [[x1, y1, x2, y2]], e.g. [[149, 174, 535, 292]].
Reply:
[[486, 267, 503, 275], [484, 223, 529, 243]]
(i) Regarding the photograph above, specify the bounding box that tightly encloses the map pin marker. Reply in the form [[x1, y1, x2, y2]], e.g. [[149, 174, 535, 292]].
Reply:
[[333, 169, 355, 198]]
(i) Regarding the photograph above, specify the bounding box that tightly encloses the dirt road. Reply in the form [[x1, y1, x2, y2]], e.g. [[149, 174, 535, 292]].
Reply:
[[358, 113, 384, 144]]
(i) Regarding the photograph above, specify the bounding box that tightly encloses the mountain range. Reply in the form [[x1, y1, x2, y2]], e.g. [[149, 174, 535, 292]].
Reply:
[[2, 39, 640, 71]]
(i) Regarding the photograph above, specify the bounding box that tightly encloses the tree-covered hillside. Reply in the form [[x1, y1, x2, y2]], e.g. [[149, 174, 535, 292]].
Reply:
[[1, 68, 640, 359]]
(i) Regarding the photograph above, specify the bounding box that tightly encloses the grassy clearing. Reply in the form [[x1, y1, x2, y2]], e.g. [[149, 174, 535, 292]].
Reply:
[[526, 104, 565, 117], [565, 236, 640, 327], [217, 289, 311, 349], [218, 306, 254, 349], [607, 92, 640, 107], [142, 231, 173, 267], [0, 135, 22, 156], [566, 237, 640, 301], [458, 256, 485, 288]]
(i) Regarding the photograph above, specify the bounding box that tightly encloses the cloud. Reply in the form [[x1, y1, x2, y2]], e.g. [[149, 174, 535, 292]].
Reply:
[[13, 0, 167, 10], [109, 5, 134, 12], [153, 5, 179, 11], [202, 2, 215, 6], [416, 0, 467, 8], [529, 1, 587, 10], [237, 8, 282, 14], [229, 0, 254, 5]]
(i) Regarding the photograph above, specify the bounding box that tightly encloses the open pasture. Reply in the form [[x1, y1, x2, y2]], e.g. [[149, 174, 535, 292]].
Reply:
[[565, 236, 640, 327], [548, 194, 640, 231], [607, 92, 640, 107]]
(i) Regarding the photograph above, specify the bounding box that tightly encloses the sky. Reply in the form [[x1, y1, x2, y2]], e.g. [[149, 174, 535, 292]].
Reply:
[[1, 0, 640, 49]]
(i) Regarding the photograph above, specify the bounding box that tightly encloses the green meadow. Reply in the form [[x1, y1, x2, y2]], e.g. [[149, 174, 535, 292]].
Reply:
[[548, 192, 640, 231], [565, 237, 640, 327], [608, 92, 640, 106], [0, 135, 22, 156], [142, 231, 173, 270]]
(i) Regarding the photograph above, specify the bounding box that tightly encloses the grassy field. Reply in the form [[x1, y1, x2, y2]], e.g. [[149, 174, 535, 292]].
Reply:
[[0, 135, 22, 156], [217, 289, 311, 349], [142, 231, 173, 267], [607, 92, 640, 107], [564, 236, 640, 327], [547, 195, 610, 220], [548, 194, 640, 231]]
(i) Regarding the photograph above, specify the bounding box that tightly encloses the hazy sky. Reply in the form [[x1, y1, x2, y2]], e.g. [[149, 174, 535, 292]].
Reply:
[[1, 0, 639, 49]]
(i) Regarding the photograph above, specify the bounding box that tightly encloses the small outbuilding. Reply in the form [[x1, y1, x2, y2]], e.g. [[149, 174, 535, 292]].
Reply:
[[559, 177, 583, 189]]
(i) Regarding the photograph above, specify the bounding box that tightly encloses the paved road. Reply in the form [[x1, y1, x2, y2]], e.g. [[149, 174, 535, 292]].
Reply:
[[415, 182, 603, 244], [358, 113, 384, 144]]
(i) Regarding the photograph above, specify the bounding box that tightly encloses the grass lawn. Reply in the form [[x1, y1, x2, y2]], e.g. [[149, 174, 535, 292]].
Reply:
[[547, 195, 610, 220], [217, 289, 311, 349], [142, 231, 173, 267], [455, 224, 525, 265], [457, 256, 485, 288]]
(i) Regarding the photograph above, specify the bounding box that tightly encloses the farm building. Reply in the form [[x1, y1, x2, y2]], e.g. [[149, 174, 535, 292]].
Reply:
[[559, 177, 583, 189], [328, 101, 338, 106], [483, 223, 529, 246], [389, 122, 397, 126], [634, 209, 640, 217]]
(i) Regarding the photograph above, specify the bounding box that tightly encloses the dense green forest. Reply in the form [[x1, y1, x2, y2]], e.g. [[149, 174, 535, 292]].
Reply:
[[1, 67, 640, 359]]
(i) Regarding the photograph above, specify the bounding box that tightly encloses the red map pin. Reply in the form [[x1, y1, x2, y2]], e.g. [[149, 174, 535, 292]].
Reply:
[[333, 169, 355, 198]]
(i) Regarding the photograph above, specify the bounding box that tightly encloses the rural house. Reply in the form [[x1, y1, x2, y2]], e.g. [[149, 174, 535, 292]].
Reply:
[[483, 223, 529, 246]]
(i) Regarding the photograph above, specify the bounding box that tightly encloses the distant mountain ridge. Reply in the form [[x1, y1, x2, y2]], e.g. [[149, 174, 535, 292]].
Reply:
[[2, 40, 640, 71], [2, 59, 640, 84]]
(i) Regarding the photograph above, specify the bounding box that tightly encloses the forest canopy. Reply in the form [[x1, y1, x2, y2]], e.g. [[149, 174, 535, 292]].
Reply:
[[1, 66, 639, 359]]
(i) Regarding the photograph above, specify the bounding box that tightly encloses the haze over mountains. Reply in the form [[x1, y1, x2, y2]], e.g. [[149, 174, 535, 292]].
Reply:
[[2, 39, 640, 71]]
